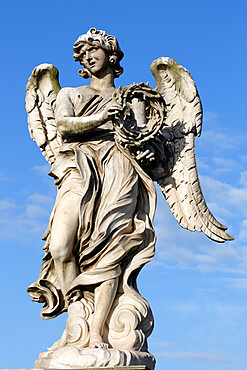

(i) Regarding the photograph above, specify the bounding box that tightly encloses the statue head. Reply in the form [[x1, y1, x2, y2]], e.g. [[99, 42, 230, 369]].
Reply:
[[73, 28, 124, 79]]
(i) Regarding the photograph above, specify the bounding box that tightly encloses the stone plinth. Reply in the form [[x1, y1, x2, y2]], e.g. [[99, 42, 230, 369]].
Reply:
[[3, 367, 149, 370], [33, 347, 155, 370]]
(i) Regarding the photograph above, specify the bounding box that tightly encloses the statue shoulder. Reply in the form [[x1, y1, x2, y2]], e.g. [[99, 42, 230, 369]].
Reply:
[[59, 85, 93, 99], [56, 86, 77, 101], [56, 86, 89, 108]]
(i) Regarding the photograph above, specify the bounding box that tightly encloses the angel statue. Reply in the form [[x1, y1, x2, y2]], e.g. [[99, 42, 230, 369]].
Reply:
[[25, 27, 233, 370]]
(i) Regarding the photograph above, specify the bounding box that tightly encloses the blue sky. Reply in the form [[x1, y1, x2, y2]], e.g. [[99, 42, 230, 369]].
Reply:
[[0, 1, 247, 369]]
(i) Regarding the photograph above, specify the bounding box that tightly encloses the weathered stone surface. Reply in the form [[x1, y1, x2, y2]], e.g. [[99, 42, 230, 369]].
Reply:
[[34, 347, 155, 369], [3, 367, 149, 370], [24, 26, 233, 370]]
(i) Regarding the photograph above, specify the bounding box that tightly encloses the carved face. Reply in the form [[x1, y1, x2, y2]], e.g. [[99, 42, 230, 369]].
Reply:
[[80, 43, 110, 77]]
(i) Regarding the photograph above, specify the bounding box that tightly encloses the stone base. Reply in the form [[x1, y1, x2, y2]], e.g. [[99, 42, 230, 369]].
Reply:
[[34, 367, 150, 370], [34, 346, 155, 370], [2, 368, 149, 370], [38, 367, 149, 369]]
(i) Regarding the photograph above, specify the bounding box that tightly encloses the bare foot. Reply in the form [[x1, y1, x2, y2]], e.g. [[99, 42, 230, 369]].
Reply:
[[90, 341, 109, 349], [89, 334, 108, 349]]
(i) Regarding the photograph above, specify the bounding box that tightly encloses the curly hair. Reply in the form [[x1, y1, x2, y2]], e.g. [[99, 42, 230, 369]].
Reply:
[[73, 28, 124, 79]]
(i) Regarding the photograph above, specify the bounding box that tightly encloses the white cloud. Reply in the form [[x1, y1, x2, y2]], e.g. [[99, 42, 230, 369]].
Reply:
[[25, 204, 50, 219], [0, 215, 45, 240], [240, 171, 247, 187], [0, 172, 10, 181], [159, 298, 247, 319], [28, 193, 54, 205], [155, 232, 247, 274], [208, 301, 247, 316], [196, 117, 247, 182], [196, 157, 210, 170], [164, 302, 199, 315], [224, 278, 247, 291], [32, 164, 51, 176], [157, 350, 239, 366], [240, 155, 247, 163], [0, 193, 55, 243], [202, 130, 237, 151], [200, 173, 247, 217], [157, 243, 215, 266], [149, 338, 175, 350], [239, 219, 247, 241], [154, 174, 247, 275], [0, 199, 17, 212], [24, 193, 54, 219], [207, 201, 232, 219], [212, 157, 242, 174], [203, 111, 219, 125]]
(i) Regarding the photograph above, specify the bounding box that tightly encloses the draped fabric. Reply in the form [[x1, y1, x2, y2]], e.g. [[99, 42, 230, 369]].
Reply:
[[27, 91, 156, 319]]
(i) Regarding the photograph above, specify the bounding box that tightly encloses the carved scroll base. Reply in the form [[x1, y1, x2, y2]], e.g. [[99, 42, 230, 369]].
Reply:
[[35, 347, 155, 369], [34, 291, 155, 370]]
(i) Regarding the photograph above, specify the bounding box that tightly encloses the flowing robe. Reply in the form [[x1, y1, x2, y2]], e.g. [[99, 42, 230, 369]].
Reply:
[[27, 89, 156, 319]]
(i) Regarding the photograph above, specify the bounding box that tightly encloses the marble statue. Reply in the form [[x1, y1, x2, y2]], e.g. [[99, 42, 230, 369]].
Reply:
[[25, 28, 233, 369]]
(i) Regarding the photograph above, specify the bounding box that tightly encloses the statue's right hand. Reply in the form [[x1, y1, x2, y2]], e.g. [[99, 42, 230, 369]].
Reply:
[[102, 104, 123, 121]]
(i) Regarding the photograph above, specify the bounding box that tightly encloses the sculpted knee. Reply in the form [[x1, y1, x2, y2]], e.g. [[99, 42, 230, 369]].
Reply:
[[49, 242, 73, 263]]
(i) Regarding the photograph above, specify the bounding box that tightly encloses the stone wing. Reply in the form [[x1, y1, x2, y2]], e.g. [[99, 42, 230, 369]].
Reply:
[[151, 57, 233, 242], [25, 63, 62, 165]]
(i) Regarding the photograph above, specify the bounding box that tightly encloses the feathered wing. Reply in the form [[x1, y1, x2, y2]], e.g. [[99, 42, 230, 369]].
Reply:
[[25, 63, 62, 165], [150, 57, 233, 242]]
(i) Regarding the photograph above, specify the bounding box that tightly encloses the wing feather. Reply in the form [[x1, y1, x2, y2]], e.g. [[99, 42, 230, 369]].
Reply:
[[151, 57, 233, 242], [25, 64, 62, 165]]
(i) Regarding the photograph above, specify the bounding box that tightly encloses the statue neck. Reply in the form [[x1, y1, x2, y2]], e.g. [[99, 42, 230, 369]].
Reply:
[[90, 68, 115, 92]]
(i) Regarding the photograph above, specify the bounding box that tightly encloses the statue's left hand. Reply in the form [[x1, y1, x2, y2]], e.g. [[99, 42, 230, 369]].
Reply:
[[136, 145, 155, 165]]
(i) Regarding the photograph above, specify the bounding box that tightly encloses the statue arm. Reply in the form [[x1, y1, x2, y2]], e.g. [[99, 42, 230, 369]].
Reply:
[[55, 88, 108, 137]]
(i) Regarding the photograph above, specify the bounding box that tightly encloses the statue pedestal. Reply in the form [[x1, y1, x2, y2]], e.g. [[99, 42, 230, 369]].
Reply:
[[2, 368, 149, 370], [34, 347, 155, 370], [36, 367, 149, 370]]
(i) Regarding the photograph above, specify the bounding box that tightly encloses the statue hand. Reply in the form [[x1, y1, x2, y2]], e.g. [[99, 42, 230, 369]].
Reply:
[[102, 104, 123, 121], [136, 145, 156, 164]]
